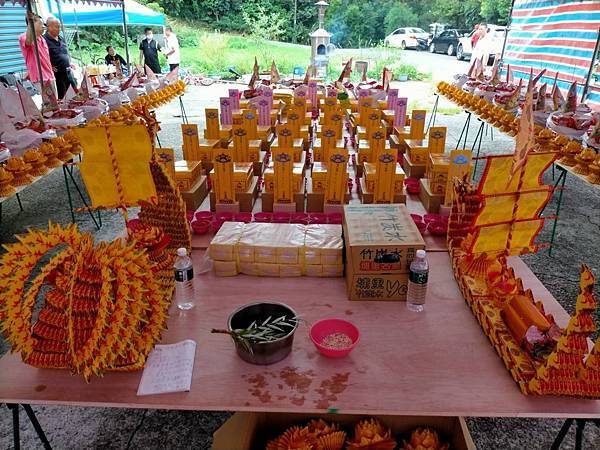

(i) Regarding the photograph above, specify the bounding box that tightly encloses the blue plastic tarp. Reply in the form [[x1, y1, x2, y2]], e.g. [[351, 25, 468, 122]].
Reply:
[[46, 0, 165, 27]]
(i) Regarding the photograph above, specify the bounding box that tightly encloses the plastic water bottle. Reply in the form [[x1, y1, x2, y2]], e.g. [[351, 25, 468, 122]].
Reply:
[[174, 247, 195, 310], [407, 249, 428, 312]]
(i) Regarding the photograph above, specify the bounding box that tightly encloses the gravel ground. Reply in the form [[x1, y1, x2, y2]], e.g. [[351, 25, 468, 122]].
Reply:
[[0, 84, 599, 449]]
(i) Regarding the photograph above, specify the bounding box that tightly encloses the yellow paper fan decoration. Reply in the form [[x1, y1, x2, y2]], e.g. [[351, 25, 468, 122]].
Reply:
[[0, 223, 172, 380]]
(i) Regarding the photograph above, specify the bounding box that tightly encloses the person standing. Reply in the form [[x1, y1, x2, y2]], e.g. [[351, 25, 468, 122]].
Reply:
[[164, 26, 180, 72], [139, 27, 161, 74], [18, 13, 56, 97], [44, 17, 73, 99]]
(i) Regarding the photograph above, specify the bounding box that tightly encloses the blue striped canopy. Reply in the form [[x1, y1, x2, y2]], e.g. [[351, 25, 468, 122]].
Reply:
[[46, 0, 165, 26], [501, 0, 600, 109]]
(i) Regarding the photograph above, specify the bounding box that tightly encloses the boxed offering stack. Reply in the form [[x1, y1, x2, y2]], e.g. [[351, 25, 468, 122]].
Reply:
[[209, 222, 343, 277], [343, 204, 425, 301]]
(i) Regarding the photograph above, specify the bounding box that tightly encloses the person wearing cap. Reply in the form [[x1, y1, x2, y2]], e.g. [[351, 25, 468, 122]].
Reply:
[[44, 17, 75, 99], [18, 13, 56, 97]]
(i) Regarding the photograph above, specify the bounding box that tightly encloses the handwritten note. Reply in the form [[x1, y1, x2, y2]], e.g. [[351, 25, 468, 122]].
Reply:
[[137, 340, 196, 396]]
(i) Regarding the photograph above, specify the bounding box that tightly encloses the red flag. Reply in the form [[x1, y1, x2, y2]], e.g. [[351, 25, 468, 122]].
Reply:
[[303, 65, 312, 84], [338, 58, 352, 83], [563, 81, 578, 113], [270, 60, 280, 84], [41, 81, 59, 113], [145, 64, 158, 81], [248, 57, 259, 88]]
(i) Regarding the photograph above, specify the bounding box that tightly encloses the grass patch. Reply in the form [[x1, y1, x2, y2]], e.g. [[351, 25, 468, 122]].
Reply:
[[70, 26, 431, 82]]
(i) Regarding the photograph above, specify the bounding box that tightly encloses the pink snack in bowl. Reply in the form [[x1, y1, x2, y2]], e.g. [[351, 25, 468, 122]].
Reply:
[[310, 318, 359, 358]]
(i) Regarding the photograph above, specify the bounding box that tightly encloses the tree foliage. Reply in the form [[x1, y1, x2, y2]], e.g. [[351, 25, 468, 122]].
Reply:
[[131, 0, 514, 48]]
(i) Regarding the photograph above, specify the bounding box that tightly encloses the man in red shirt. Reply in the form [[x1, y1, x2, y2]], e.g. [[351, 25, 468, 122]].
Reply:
[[18, 13, 56, 97]]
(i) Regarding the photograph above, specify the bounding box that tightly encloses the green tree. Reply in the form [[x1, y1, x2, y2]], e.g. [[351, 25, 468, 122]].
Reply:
[[480, 0, 512, 25], [384, 3, 419, 35]]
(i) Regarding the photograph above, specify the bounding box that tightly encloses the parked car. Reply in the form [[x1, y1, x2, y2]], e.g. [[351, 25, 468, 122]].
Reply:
[[384, 27, 430, 50], [456, 25, 506, 64], [428, 29, 469, 56]]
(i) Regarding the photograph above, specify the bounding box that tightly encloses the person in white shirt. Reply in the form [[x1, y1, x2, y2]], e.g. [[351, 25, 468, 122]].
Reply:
[[164, 26, 180, 71]]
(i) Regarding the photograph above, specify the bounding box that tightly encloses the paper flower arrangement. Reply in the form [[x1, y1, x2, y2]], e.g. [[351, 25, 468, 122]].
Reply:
[[0, 223, 172, 380], [266, 419, 346, 450], [401, 428, 449, 450], [347, 418, 396, 450]]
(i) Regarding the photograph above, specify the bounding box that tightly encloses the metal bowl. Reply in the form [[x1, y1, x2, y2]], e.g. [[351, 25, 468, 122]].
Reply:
[[227, 302, 298, 365]]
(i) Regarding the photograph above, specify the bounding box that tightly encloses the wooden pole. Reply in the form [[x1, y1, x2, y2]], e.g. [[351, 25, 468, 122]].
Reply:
[[26, 0, 45, 92], [121, 0, 130, 68]]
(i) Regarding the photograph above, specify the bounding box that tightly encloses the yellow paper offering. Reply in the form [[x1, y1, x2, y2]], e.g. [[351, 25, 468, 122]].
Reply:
[[74, 124, 156, 208]]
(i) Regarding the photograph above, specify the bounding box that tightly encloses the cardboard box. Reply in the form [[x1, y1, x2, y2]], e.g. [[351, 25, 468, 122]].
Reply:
[[346, 266, 409, 301], [212, 412, 475, 450], [343, 204, 425, 275]]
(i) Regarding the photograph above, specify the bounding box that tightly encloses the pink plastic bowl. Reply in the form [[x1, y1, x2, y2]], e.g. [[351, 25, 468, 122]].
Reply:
[[272, 212, 291, 223], [415, 221, 427, 233], [410, 214, 423, 223], [310, 318, 360, 358], [328, 213, 343, 224], [291, 212, 309, 224], [423, 213, 443, 224], [309, 213, 328, 224], [254, 212, 272, 223], [191, 219, 210, 235], [428, 222, 448, 236], [195, 211, 214, 222], [215, 212, 234, 222], [233, 212, 253, 223]]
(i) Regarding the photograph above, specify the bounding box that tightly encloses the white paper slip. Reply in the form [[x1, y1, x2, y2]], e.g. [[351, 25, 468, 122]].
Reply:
[[137, 340, 196, 396]]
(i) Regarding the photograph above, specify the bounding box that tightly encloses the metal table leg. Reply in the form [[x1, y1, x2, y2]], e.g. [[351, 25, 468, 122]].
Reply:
[[550, 418, 573, 450], [471, 120, 485, 179], [6, 404, 52, 450], [426, 93, 439, 132], [455, 112, 472, 150], [16, 193, 24, 211], [548, 166, 567, 256], [179, 95, 189, 124], [63, 164, 101, 230]]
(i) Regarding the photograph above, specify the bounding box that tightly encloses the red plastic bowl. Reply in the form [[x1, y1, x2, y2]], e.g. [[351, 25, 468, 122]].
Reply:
[[428, 222, 448, 236], [254, 212, 272, 223], [272, 212, 291, 223], [309, 213, 328, 224], [423, 213, 444, 224], [215, 212, 234, 222], [291, 212, 309, 224], [186, 211, 195, 222], [327, 213, 343, 224], [310, 318, 360, 358], [415, 221, 427, 234], [191, 219, 210, 235], [233, 212, 253, 223], [195, 211, 214, 222], [410, 214, 423, 223]]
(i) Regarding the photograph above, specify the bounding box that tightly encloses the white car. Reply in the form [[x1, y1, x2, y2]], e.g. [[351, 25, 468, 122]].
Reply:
[[456, 25, 506, 64], [384, 27, 430, 49]]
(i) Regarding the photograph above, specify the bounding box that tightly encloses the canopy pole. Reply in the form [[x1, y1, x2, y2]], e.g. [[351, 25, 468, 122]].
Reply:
[[26, 0, 45, 93], [121, 1, 130, 68], [581, 31, 600, 103], [55, 0, 66, 36], [499, 0, 515, 64]]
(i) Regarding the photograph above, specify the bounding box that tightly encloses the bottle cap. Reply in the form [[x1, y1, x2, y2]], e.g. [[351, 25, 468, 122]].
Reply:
[[416, 249, 426, 258], [177, 247, 187, 257]]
